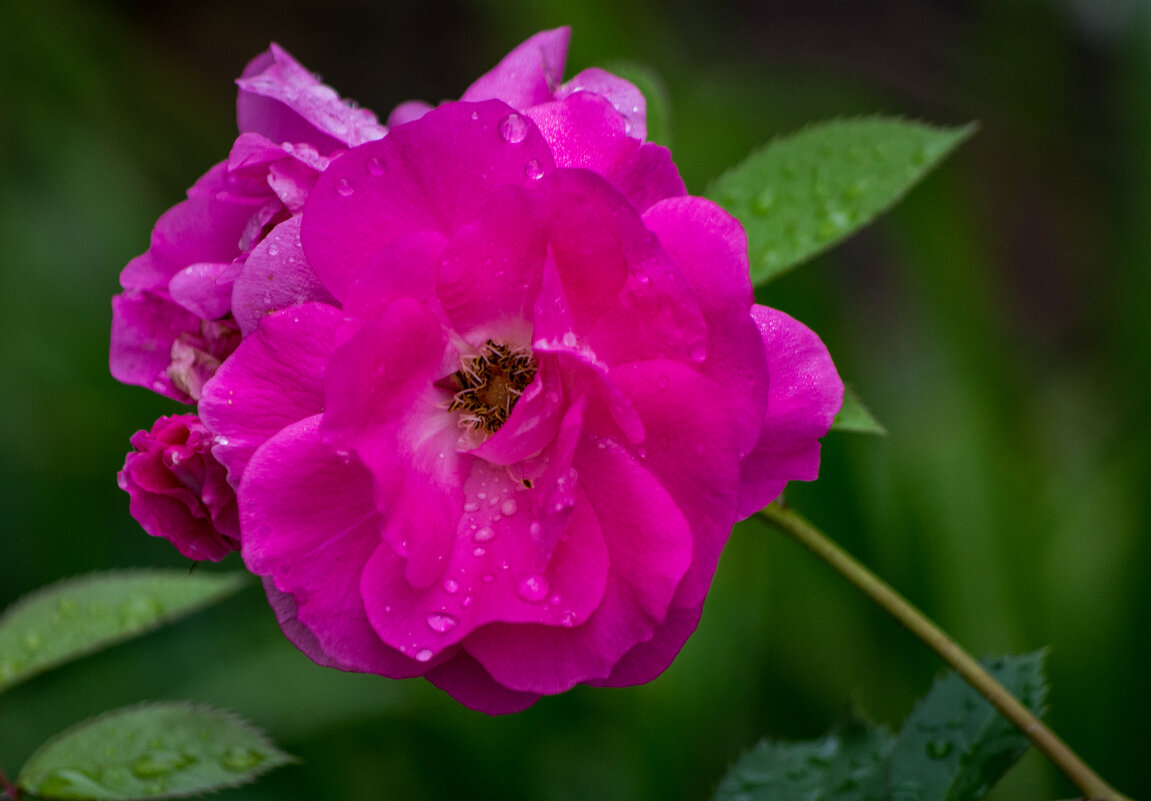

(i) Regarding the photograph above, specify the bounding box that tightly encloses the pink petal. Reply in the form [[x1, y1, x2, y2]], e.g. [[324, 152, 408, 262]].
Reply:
[[736, 305, 844, 518], [555, 67, 647, 140], [236, 43, 386, 152], [240, 415, 426, 677], [643, 196, 769, 453], [527, 92, 683, 211], [424, 651, 541, 715], [110, 291, 201, 402], [168, 261, 236, 320], [360, 457, 610, 667], [461, 27, 570, 109], [387, 100, 434, 127], [301, 100, 555, 300], [199, 302, 344, 483], [231, 217, 338, 336], [341, 231, 448, 322], [587, 602, 703, 687], [465, 437, 693, 694]]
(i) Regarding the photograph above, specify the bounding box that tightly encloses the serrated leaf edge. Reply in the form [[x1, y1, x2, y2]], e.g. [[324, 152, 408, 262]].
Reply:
[[17, 700, 295, 801], [707, 115, 978, 284]]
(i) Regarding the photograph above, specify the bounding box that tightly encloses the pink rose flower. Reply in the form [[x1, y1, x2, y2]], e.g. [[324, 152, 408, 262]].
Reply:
[[118, 415, 240, 561], [197, 88, 843, 712], [109, 44, 379, 402]]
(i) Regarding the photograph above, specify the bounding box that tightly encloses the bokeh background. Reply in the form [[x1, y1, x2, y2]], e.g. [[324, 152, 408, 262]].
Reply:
[[2, 0, 1148, 798]]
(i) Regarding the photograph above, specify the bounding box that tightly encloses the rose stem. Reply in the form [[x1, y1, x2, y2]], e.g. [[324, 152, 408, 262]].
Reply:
[[758, 500, 1135, 801]]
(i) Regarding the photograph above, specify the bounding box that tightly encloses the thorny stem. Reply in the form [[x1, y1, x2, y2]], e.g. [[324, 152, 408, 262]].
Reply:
[[759, 501, 1136, 801]]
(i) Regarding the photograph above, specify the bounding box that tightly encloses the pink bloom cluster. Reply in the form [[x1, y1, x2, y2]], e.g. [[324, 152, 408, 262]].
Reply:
[[113, 29, 843, 713]]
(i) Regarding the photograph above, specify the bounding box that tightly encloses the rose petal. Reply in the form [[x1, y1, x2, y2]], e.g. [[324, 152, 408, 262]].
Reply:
[[200, 302, 344, 482], [231, 216, 338, 336], [461, 27, 570, 109], [555, 67, 647, 140], [302, 100, 556, 300], [241, 415, 426, 677], [736, 305, 844, 518], [110, 291, 202, 401]]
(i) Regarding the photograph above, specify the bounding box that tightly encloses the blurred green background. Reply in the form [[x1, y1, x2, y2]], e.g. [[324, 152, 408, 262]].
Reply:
[[1, 0, 1148, 798]]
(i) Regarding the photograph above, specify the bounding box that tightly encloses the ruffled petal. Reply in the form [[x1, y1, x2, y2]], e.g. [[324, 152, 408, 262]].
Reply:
[[110, 290, 201, 402], [200, 302, 344, 482], [424, 651, 541, 715], [301, 100, 555, 300], [236, 43, 386, 152], [231, 216, 338, 336], [555, 67, 647, 140], [461, 27, 570, 109], [736, 306, 844, 518], [240, 415, 425, 677]]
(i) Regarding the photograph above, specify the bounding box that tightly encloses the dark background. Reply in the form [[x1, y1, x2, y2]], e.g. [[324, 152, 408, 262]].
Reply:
[[2, 0, 1148, 798]]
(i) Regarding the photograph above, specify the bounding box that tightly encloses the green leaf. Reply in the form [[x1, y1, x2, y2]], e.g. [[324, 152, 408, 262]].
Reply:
[[833, 385, 888, 435], [0, 570, 247, 693], [17, 702, 292, 800], [887, 651, 1049, 801], [601, 60, 671, 147], [713, 717, 893, 801], [707, 117, 975, 285]]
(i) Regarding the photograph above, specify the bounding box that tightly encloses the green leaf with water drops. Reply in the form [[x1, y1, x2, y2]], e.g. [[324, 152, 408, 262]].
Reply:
[[887, 651, 1048, 801], [16, 702, 292, 800], [707, 117, 975, 285], [712, 716, 893, 801], [0, 570, 247, 694], [832, 385, 888, 435]]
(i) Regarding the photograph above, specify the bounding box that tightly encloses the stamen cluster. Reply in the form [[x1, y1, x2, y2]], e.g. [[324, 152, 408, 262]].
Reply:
[[449, 340, 538, 434]]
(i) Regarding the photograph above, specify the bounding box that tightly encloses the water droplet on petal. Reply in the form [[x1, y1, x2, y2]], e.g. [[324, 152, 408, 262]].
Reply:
[[499, 113, 529, 143], [267, 244, 280, 257], [462, 595, 474, 608], [516, 574, 550, 602], [501, 499, 517, 516], [463, 501, 479, 512], [426, 612, 458, 633], [335, 177, 354, 197], [443, 578, 460, 594], [525, 159, 545, 179], [473, 546, 486, 557], [366, 156, 384, 176], [474, 526, 495, 543], [688, 342, 707, 363], [549, 594, 562, 606], [414, 648, 434, 662]]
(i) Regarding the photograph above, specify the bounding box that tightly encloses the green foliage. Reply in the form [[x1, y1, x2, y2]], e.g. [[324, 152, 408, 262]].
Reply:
[[832, 385, 887, 436], [0, 571, 247, 693], [714, 653, 1047, 801], [706, 118, 975, 285], [887, 652, 1048, 801], [16, 702, 292, 800], [713, 716, 892, 801]]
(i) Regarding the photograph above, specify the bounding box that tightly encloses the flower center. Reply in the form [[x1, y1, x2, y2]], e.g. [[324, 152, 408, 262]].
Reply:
[[448, 340, 538, 434]]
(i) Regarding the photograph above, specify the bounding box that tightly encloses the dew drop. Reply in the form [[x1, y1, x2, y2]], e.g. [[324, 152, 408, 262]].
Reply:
[[501, 499, 517, 516], [22, 631, 42, 651], [516, 574, 550, 602], [525, 159, 545, 179], [415, 648, 434, 662], [131, 750, 193, 778], [474, 526, 495, 543], [549, 593, 562, 606], [442, 578, 460, 594], [463, 501, 480, 512], [366, 156, 384, 176], [688, 342, 707, 363], [752, 188, 775, 214], [473, 546, 486, 557], [482, 573, 494, 583], [529, 521, 542, 537], [499, 113, 529, 143], [335, 177, 355, 197], [267, 244, 280, 257], [426, 612, 458, 633], [462, 595, 474, 608], [561, 331, 578, 348]]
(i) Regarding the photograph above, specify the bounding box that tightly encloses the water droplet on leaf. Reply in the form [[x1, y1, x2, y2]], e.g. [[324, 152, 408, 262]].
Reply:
[[220, 746, 264, 772]]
